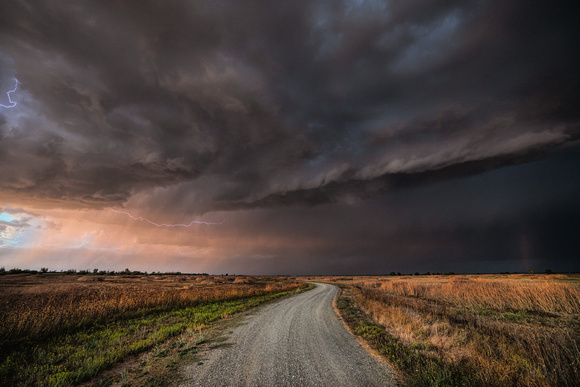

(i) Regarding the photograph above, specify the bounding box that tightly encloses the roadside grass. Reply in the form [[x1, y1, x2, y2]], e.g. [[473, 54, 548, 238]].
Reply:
[[331, 275, 580, 386], [336, 287, 474, 386], [0, 274, 291, 342], [0, 275, 307, 386], [97, 282, 315, 387]]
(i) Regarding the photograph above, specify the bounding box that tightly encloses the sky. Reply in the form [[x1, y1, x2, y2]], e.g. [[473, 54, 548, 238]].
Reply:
[[0, 0, 578, 275]]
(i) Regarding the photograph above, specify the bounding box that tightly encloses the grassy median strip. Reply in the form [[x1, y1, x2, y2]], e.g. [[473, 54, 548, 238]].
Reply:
[[0, 276, 309, 386]]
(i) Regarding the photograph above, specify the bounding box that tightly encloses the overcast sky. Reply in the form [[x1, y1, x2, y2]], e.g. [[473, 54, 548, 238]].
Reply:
[[0, 0, 578, 274]]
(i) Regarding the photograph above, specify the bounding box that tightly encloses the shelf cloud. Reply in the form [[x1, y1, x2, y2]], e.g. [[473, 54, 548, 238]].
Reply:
[[0, 0, 578, 274]]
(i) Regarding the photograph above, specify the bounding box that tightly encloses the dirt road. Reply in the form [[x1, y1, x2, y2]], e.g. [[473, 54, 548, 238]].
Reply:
[[181, 283, 396, 386]]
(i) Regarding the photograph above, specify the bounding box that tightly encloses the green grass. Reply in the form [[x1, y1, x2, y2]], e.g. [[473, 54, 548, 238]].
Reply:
[[0, 288, 307, 386]]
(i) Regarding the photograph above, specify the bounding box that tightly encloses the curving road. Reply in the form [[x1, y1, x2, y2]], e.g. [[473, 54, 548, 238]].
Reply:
[[181, 283, 396, 386]]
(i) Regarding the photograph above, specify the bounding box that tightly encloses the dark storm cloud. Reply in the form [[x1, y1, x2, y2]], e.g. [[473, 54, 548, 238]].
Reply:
[[206, 149, 580, 275], [0, 0, 578, 213]]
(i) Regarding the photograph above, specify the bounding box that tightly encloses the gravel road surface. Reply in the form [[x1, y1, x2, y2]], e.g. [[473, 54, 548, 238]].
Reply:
[[181, 283, 396, 386]]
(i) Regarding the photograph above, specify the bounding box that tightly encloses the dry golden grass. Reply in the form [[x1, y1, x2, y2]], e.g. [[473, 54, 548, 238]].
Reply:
[[0, 273, 298, 344], [327, 274, 580, 386], [363, 275, 580, 313], [0, 273, 305, 386]]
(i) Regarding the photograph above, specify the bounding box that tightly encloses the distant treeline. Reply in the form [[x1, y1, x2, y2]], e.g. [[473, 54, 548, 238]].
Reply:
[[0, 267, 556, 276], [334, 270, 555, 276], [0, 267, 209, 276]]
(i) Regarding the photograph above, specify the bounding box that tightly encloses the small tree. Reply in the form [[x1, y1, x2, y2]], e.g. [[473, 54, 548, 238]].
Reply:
[[545, 269, 553, 275]]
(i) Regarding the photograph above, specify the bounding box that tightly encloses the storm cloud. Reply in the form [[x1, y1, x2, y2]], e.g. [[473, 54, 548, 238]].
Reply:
[[0, 0, 578, 273]]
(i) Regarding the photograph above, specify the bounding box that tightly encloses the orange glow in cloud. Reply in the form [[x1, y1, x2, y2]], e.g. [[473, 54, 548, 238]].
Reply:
[[0, 202, 328, 273], [0, 204, 221, 272]]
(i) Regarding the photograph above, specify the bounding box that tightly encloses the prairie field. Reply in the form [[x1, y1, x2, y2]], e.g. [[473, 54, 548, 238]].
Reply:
[[2, 273, 578, 386], [322, 274, 580, 386], [0, 273, 304, 386]]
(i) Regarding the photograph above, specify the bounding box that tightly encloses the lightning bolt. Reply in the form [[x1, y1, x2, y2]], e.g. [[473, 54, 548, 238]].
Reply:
[[0, 79, 18, 108], [110, 209, 224, 227]]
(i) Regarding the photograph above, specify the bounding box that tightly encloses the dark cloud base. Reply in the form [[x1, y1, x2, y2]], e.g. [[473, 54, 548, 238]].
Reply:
[[0, 1, 579, 273], [209, 148, 580, 275]]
